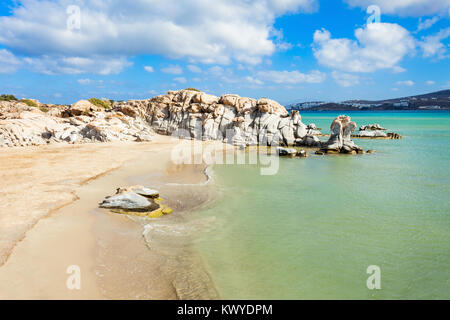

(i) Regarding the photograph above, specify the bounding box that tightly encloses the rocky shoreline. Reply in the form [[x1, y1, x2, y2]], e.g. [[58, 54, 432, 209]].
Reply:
[[1, 88, 402, 155]]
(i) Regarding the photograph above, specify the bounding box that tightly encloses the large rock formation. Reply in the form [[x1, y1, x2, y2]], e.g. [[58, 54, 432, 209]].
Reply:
[[320, 115, 363, 154], [0, 89, 325, 149], [140, 89, 317, 147]]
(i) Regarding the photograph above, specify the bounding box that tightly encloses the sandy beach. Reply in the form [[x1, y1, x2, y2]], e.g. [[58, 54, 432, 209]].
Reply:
[[0, 135, 221, 299]]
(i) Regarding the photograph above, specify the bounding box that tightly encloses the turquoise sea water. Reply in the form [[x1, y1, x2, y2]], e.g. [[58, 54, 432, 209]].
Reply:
[[193, 111, 450, 300]]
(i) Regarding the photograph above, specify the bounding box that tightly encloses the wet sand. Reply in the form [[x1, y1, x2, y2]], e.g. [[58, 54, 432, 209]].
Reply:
[[0, 135, 225, 299]]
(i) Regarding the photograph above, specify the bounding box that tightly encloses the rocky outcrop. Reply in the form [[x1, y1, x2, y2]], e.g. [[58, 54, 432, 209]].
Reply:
[[354, 123, 402, 139], [2, 90, 397, 150], [0, 108, 153, 147], [0, 90, 324, 148], [140, 90, 320, 148], [319, 115, 363, 154], [99, 186, 172, 218]]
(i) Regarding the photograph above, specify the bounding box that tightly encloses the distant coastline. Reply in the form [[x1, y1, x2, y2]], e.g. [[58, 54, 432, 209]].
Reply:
[[286, 89, 450, 112]]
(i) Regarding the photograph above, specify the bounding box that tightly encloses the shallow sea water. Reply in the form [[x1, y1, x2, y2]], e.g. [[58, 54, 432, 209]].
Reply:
[[192, 111, 450, 299]]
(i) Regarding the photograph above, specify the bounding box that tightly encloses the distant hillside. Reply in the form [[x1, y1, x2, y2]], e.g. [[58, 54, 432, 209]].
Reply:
[[287, 90, 450, 111]]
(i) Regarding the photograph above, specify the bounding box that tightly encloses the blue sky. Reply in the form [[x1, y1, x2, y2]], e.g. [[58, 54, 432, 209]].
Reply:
[[0, 0, 449, 105]]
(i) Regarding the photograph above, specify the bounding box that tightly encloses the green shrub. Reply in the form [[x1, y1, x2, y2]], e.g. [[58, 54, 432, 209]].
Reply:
[[21, 99, 38, 108], [184, 87, 201, 92], [0, 94, 18, 101], [88, 98, 111, 110], [39, 106, 49, 113]]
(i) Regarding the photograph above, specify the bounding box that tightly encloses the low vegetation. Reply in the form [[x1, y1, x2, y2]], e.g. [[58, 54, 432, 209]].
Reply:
[[0, 94, 18, 101], [184, 87, 201, 92], [21, 99, 38, 108], [89, 98, 111, 110], [39, 106, 49, 113]]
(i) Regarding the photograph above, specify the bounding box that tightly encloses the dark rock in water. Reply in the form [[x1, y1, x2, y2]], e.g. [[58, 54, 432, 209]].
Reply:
[[387, 132, 402, 139], [366, 150, 376, 154], [277, 147, 307, 158], [315, 150, 325, 155], [320, 115, 363, 155], [277, 147, 297, 157], [297, 150, 307, 158]]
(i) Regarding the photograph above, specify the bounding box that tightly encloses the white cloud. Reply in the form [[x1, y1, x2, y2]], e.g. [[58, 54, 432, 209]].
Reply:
[[208, 66, 225, 76], [416, 16, 440, 33], [255, 70, 326, 84], [0, 0, 318, 72], [23, 55, 131, 75], [161, 65, 183, 75], [426, 80, 436, 85], [331, 71, 360, 87], [419, 27, 450, 59], [392, 66, 407, 73], [245, 76, 264, 85], [77, 78, 104, 85], [0, 49, 21, 73], [344, 0, 450, 16], [174, 77, 187, 84], [313, 23, 415, 73], [144, 66, 154, 73], [78, 79, 92, 85], [187, 65, 202, 73], [396, 80, 415, 86]]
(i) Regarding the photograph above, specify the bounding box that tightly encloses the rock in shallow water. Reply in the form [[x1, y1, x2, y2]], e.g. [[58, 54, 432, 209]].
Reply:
[[320, 115, 363, 154], [354, 123, 402, 139], [277, 147, 307, 158]]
